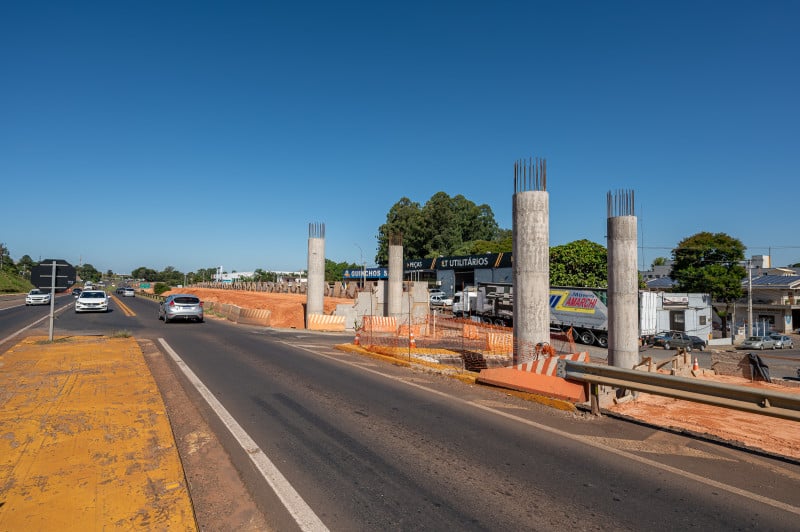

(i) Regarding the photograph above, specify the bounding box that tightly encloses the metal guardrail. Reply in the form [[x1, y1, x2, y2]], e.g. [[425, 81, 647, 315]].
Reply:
[[557, 359, 800, 422]]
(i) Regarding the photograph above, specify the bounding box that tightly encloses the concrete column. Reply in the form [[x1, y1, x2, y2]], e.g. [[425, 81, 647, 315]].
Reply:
[[306, 222, 325, 325], [512, 158, 550, 365], [387, 235, 403, 318], [607, 191, 639, 369]]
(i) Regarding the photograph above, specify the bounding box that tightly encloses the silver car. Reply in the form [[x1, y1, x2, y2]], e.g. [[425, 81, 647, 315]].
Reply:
[[159, 294, 204, 323], [769, 334, 793, 349], [737, 335, 777, 350]]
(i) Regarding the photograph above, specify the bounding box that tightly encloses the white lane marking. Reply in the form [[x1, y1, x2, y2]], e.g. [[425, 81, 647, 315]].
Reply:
[[0, 302, 72, 344], [157, 338, 329, 532], [292, 343, 800, 517]]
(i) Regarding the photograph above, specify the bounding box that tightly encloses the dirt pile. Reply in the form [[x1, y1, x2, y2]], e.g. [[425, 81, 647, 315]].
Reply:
[[608, 374, 800, 460], [162, 288, 353, 329]]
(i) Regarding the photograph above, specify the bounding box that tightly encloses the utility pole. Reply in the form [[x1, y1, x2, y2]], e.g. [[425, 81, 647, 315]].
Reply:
[[747, 259, 753, 337]]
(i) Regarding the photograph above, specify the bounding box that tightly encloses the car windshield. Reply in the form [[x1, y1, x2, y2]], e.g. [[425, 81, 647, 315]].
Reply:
[[29, 290, 42, 294], [82, 292, 105, 298]]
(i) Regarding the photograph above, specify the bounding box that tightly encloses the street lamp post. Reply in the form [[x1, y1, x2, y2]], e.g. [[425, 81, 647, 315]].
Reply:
[[355, 244, 366, 290]]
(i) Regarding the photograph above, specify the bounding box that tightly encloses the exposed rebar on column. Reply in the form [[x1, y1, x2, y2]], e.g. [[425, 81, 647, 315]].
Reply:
[[514, 157, 547, 193], [309, 222, 325, 239], [607, 189, 635, 218]]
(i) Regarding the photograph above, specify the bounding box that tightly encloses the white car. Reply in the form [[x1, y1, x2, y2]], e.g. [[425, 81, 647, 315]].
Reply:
[[430, 294, 453, 307], [26, 289, 51, 305], [75, 290, 109, 313]]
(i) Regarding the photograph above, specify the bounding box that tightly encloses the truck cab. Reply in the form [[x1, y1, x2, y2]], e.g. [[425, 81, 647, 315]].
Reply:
[[452, 290, 477, 317]]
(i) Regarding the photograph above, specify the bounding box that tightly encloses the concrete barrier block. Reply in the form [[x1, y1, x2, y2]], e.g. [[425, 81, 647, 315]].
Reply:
[[307, 313, 346, 331]]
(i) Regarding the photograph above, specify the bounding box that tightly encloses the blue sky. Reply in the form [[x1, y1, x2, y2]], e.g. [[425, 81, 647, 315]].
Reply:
[[2, 1, 798, 275]]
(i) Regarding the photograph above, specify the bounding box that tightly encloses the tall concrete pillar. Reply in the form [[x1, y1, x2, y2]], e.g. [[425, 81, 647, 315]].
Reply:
[[387, 234, 403, 318], [306, 222, 325, 325], [512, 158, 550, 365], [607, 190, 639, 369]]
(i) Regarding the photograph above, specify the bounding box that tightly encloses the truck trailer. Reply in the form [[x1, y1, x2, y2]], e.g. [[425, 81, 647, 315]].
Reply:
[[452, 282, 659, 348]]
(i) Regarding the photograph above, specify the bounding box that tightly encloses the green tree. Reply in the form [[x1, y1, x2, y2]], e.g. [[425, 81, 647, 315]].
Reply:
[[159, 266, 184, 286], [376, 197, 426, 264], [131, 266, 159, 281], [77, 264, 101, 283], [252, 268, 277, 282], [669, 232, 746, 338], [651, 257, 667, 267], [18, 255, 36, 278], [376, 193, 501, 264], [325, 259, 359, 282], [549, 240, 608, 287]]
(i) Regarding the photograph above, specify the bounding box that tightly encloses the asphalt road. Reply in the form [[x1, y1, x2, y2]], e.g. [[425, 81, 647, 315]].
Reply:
[[2, 294, 800, 530]]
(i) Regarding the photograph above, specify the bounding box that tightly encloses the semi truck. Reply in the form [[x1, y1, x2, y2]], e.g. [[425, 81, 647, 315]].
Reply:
[[451, 282, 659, 348]]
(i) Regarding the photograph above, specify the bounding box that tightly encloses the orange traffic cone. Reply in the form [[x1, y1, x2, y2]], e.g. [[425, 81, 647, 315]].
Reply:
[[354, 332, 360, 346], [409, 333, 416, 349], [692, 357, 699, 371]]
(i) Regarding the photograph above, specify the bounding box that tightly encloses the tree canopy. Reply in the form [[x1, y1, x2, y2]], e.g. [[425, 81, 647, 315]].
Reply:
[[376, 192, 501, 264], [669, 232, 746, 300], [549, 239, 608, 287]]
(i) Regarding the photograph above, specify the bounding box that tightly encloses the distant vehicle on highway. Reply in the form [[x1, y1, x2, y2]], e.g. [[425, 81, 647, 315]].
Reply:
[[737, 335, 777, 350], [71, 288, 82, 297], [159, 294, 204, 323], [122, 287, 135, 297], [25, 289, 51, 306], [75, 290, 109, 313]]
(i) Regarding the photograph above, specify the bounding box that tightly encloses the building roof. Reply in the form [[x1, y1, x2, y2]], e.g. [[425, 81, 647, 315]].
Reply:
[[745, 275, 800, 288], [645, 277, 676, 289]]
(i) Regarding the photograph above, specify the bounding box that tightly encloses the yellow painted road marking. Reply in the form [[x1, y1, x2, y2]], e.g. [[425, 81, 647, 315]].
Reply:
[[111, 294, 136, 316], [0, 336, 197, 530]]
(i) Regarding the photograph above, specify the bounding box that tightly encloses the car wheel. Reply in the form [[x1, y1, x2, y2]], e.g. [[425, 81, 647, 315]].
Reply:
[[664, 342, 671, 350], [164, 314, 170, 324], [685, 345, 692, 353], [699, 344, 705, 351]]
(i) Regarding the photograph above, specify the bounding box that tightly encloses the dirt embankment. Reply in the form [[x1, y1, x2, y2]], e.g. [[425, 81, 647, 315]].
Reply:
[[608, 374, 800, 460], [161, 287, 352, 329]]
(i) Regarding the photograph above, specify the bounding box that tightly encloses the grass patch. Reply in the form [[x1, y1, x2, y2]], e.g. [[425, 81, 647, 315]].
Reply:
[[0, 269, 33, 294], [110, 330, 132, 338]]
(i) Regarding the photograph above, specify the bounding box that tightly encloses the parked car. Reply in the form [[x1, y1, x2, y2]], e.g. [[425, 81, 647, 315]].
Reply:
[[25, 289, 51, 306], [122, 287, 135, 297], [737, 335, 777, 350], [159, 294, 204, 323], [429, 294, 453, 307], [75, 290, 109, 313], [428, 289, 446, 299], [651, 331, 694, 351], [769, 334, 793, 349], [687, 335, 707, 351]]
